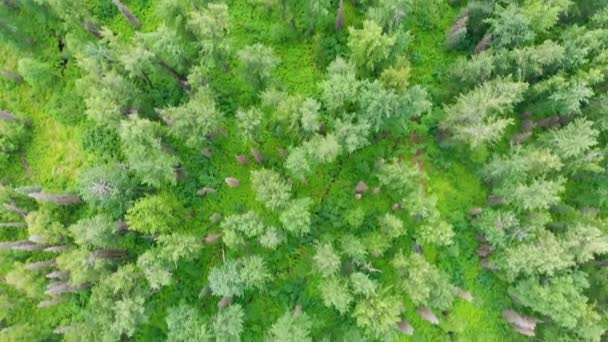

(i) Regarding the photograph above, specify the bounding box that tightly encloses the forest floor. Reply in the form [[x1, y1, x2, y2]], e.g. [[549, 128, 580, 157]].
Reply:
[[0, 1, 528, 340]]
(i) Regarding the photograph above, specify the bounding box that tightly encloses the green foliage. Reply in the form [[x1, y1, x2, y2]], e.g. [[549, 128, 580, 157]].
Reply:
[[158, 88, 224, 148], [377, 158, 420, 199], [120, 116, 180, 187], [0, 119, 27, 167], [347, 20, 396, 72], [80, 124, 122, 159], [352, 292, 401, 339], [349, 272, 377, 298], [238, 43, 279, 88], [319, 57, 362, 114], [137, 248, 173, 289], [221, 211, 266, 246], [166, 305, 211, 342], [208, 260, 245, 297], [68, 214, 116, 248], [313, 242, 341, 277], [17, 57, 57, 89], [57, 248, 110, 285], [319, 276, 353, 314], [77, 163, 136, 216], [25, 207, 65, 245], [236, 107, 263, 143], [393, 252, 455, 311], [126, 193, 184, 235], [279, 198, 313, 236], [239, 255, 270, 290], [5, 262, 45, 298], [267, 310, 312, 342], [157, 233, 201, 265], [213, 304, 244, 342], [250, 169, 291, 210], [485, 4, 535, 49]]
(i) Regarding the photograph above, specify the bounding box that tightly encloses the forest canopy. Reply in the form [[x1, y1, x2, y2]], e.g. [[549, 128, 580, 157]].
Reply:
[[0, 0, 607, 341]]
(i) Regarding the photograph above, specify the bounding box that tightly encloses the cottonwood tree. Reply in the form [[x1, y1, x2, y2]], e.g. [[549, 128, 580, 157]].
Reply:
[[334, 117, 371, 153], [279, 198, 313, 236], [347, 20, 396, 72], [258, 226, 285, 249], [166, 304, 211, 342], [285, 146, 313, 180], [157, 233, 202, 265], [304, 134, 342, 163], [125, 193, 184, 235], [158, 87, 224, 148], [250, 169, 291, 210], [340, 234, 368, 263], [440, 78, 528, 148], [350, 272, 377, 298], [137, 249, 173, 289], [119, 116, 180, 187], [220, 211, 265, 248], [299, 98, 322, 133], [267, 309, 312, 342], [26, 207, 65, 245], [238, 43, 279, 88], [392, 252, 455, 311]]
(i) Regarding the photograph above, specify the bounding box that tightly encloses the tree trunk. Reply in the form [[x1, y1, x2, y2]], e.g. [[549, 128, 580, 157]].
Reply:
[[3, 201, 28, 216], [94, 249, 128, 259], [0, 69, 23, 83], [38, 296, 67, 308], [112, 0, 141, 29], [0, 222, 27, 228], [0, 240, 42, 251], [335, 0, 345, 31], [83, 20, 103, 39], [25, 259, 57, 270], [158, 60, 191, 94], [28, 192, 82, 205]]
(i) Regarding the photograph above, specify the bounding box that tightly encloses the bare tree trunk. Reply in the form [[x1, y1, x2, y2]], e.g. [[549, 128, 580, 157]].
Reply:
[[0, 222, 27, 228], [25, 259, 56, 270], [45, 282, 86, 296], [336, 0, 345, 31], [0, 110, 17, 121], [158, 60, 191, 94], [0, 240, 42, 251], [474, 33, 492, 54], [38, 296, 67, 308], [94, 249, 128, 259], [112, 0, 141, 29], [83, 20, 103, 39], [4, 201, 28, 216], [0, 69, 23, 83], [28, 192, 82, 205]]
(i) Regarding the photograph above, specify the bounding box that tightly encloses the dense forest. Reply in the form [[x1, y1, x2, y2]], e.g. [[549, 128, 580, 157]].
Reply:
[[0, 0, 607, 340]]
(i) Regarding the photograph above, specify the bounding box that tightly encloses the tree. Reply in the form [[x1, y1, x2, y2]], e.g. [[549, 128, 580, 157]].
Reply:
[[250, 169, 291, 210], [497, 177, 565, 211], [500, 231, 574, 280], [334, 117, 371, 153], [352, 292, 401, 339], [239, 255, 270, 290], [157, 233, 202, 265], [213, 304, 244, 341], [5, 262, 45, 298], [137, 24, 190, 74], [267, 309, 312, 342], [208, 260, 245, 297], [377, 158, 421, 199], [187, 2, 230, 62], [0, 118, 27, 168], [440, 78, 528, 148], [319, 276, 352, 314], [68, 214, 116, 249], [236, 107, 263, 143], [347, 20, 396, 72], [450, 52, 495, 89], [279, 198, 313, 236], [367, 0, 411, 32], [221, 211, 266, 243], [126, 193, 184, 235], [285, 146, 313, 180], [77, 163, 136, 217], [304, 134, 342, 164], [378, 213, 405, 239], [166, 305, 211, 342], [509, 272, 590, 329], [417, 218, 454, 247], [523, 0, 572, 34], [111, 295, 148, 338], [57, 248, 110, 285], [319, 57, 362, 114], [258, 226, 285, 249], [485, 4, 535, 49], [499, 40, 565, 81], [238, 43, 279, 88], [340, 234, 367, 262], [392, 252, 455, 311], [483, 147, 562, 184], [560, 223, 608, 263], [120, 116, 180, 187], [137, 249, 173, 289], [314, 242, 341, 277], [299, 98, 321, 133], [17, 58, 57, 89], [350, 272, 377, 298], [26, 207, 65, 245], [158, 88, 224, 148], [544, 118, 599, 160]]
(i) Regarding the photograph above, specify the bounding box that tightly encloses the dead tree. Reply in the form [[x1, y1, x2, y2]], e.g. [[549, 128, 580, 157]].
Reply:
[[46, 271, 70, 280], [335, 0, 345, 31], [0, 110, 18, 121], [28, 192, 82, 205], [84, 20, 103, 39], [418, 307, 439, 325], [25, 259, 56, 270], [45, 282, 86, 296], [94, 249, 128, 260], [235, 155, 249, 166], [43, 245, 70, 253], [0, 222, 27, 228], [397, 319, 414, 335], [3, 202, 28, 216], [218, 295, 233, 309], [474, 33, 492, 54], [455, 288, 474, 302], [0, 69, 23, 83], [0, 240, 42, 251], [204, 233, 223, 244], [250, 148, 264, 164], [112, 0, 141, 29], [197, 187, 217, 196], [225, 177, 240, 188]]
